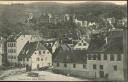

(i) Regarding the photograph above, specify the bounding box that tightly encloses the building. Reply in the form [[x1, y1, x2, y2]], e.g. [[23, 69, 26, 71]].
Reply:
[[7, 34, 31, 66], [38, 13, 70, 24], [86, 51, 124, 81], [73, 19, 83, 26], [0, 54, 2, 66], [67, 39, 90, 50], [53, 48, 124, 81], [30, 34, 43, 42], [0, 36, 6, 66], [38, 13, 51, 24], [52, 50, 87, 78], [18, 42, 52, 70]]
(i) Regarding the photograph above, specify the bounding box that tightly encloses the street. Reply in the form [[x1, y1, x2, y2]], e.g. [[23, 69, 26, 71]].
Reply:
[[0, 68, 89, 81]]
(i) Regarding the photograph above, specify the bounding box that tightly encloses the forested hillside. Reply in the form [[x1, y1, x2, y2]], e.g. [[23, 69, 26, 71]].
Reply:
[[0, 2, 127, 37]]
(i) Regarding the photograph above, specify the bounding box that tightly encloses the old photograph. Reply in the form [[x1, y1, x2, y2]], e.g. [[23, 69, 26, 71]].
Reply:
[[0, 1, 127, 81]]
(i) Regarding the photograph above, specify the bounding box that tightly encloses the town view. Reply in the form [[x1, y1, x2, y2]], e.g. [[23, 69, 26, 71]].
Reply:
[[0, 1, 127, 81]]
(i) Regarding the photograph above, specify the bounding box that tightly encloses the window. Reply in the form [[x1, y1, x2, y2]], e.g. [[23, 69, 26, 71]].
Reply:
[[39, 51, 41, 55], [117, 55, 121, 61], [83, 64, 86, 69], [8, 49, 10, 53], [57, 63, 59, 67], [41, 58, 43, 61], [27, 58, 29, 61], [64, 63, 67, 68], [97, 54, 101, 60], [104, 55, 107, 60], [37, 58, 40, 61], [83, 43, 86, 46], [14, 56, 16, 59], [78, 43, 82, 46], [23, 58, 25, 61], [43, 51, 45, 54], [114, 65, 117, 71], [10, 43, 12, 47], [88, 55, 92, 60], [11, 49, 13, 53], [14, 43, 16, 47], [11, 43, 13, 47], [93, 64, 96, 69], [110, 55, 114, 61], [93, 55, 97, 60], [10, 56, 12, 59], [47, 51, 49, 54], [14, 49, 16, 53], [73, 64, 76, 68], [8, 43, 10, 47], [100, 65, 103, 70]]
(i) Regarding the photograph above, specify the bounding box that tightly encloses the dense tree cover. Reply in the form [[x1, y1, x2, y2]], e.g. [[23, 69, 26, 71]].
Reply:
[[0, 2, 127, 37]]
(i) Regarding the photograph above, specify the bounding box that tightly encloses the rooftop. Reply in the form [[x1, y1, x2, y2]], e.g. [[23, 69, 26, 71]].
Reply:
[[18, 41, 48, 58], [53, 50, 87, 64]]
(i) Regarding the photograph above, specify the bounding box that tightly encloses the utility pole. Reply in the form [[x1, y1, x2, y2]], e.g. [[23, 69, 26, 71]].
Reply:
[[123, 29, 128, 82]]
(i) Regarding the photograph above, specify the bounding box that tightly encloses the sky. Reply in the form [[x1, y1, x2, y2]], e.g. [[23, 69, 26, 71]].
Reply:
[[0, 1, 127, 5]]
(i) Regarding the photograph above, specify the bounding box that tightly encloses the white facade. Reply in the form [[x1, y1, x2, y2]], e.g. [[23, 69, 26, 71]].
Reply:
[[7, 35, 31, 65], [19, 49, 52, 70], [73, 39, 89, 50], [31, 50, 52, 69], [86, 53, 124, 81]]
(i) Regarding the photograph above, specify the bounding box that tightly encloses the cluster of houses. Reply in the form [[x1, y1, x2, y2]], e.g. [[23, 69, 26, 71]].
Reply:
[[0, 28, 125, 81], [28, 13, 71, 24]]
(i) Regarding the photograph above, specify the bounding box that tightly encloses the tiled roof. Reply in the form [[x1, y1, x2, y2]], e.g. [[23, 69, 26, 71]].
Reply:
[[87, 38, 105, 52], [36, 42, 47, 50], [18, 41, 48, 58], [53, 50, 87, 64], [42, 40, 57, 53]]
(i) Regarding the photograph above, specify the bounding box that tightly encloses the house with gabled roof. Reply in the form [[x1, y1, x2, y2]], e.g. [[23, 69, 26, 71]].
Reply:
[[52, 49, 88, 78], [86, 51, 124, 81], [67, 39, 90, 50], [18, 41, 52, 70]]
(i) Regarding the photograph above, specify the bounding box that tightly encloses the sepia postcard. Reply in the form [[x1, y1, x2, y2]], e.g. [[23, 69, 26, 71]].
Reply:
[[0, 1, 127, 81]]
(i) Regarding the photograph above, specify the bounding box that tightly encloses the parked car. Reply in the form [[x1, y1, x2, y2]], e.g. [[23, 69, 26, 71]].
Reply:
[[39, 66, 49, 71], [27, 72, 39, 77]]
